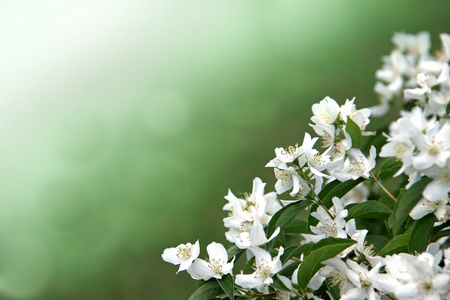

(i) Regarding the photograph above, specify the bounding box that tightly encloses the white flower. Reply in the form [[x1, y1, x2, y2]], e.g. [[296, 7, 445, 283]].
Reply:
[[187, 242, 234, 281], [340, 260, 382, 300], [292, 264, 326, 291], [425, 91, 450, 117], [404, 66, 449, 101], [266, 145, 302, 168], [340, 98, 372, 132], [411, 121, 450, 170], [311, 96, 340, 126], [334, 146, 376, 182], [235, 246, 284, 293], [225, 207, 280, 249], [273, 275, 297, 300], [310, 121, 336, 148], [325, 132, 352, 162], [371, 82, 393, 117], [351, 230, 385, 267], [375, 50, 409, 96], [422, 164, 450, 201], [302, 197, 348, 243], [320, 257, 354, 294], [444, 248, 450, 272], [380, 132, 415, 161], [392, 31, 431, 57], [308, 152, 332, 177], [372, 252, 450, 300], [161, 240, 200, 273], [298, 132, 331, 178], [410, 196, 449, 222], [438, 33, 450, 62], [273, 166, 310, 197], [223, 177, 280, 229]]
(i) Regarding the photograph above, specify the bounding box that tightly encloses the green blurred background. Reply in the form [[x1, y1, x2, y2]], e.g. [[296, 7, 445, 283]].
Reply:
[[0, 1, 448, 299]]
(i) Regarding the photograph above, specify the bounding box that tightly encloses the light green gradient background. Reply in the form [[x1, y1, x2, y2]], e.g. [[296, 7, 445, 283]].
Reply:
[[0, 1, 448, 299]]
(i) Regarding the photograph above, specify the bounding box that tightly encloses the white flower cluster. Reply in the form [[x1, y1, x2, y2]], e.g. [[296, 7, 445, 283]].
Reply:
[[321, 243, 450, 300], [302, 197, 354, 244], [377, 32, 450, 223], [162, 32, 450, 300], [371, 245, 450, 300], [266, 96, 376, 201], [223, 177, 282, 249], [372, 32, 450, 116], [380, 105, 450, 222], [162, 240, 235, 281]]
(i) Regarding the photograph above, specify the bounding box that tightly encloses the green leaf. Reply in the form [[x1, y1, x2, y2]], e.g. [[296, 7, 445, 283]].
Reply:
[[281, 242, 316, 265], [365, 235, 389, 253], [306, 237, 355, 256], [216, 274, 234, 300], [347, 200, 392, 220], [307, 204, 319, 231], [344, 203, 358, 211], [266, 200, 313, 238], [284, 218, 308, 233], [236, 296, 254, 300], [226, 244, 244, 262], [281, 245, 303, 265], [346, 117, 362, 148], [320, 178, 365, 208], [318, 180, 341, 200], [195, 279, 206, 288], [392, 177, 432, 236], [188, 280, 222, 300], [377, 157, 402, 180], [380, 233, 411, 257], [408, 214, 437, 254], [435, 229, 450, 240], [379, 195, 395, 210], [279, 260, 301, 277], [297, 239, 356, 290]]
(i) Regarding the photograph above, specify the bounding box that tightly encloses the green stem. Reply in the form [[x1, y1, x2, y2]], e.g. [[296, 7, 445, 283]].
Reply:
[[370, 172, 397, 202], [298, 168, 335, 220]]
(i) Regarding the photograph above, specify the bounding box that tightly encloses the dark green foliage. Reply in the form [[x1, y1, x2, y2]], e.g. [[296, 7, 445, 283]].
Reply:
[[408, 214, 436, 254], [392, 177, 432, 236]]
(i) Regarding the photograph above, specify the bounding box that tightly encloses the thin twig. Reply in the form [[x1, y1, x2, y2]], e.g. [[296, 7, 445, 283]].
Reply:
[[370, 172, 397, 202]]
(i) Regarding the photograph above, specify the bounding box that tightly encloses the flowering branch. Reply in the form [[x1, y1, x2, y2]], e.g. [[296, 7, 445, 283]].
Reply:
[[162, 31, 450, 300]]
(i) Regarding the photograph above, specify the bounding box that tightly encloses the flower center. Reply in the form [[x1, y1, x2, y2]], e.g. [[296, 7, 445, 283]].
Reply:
[[275, 169, 290, 186], [207, 258, 225, 274], [363, 242, 376, 257], [425, 137, 442, 155], [239, 221, 252, 233], [422, 281, 433, 292], [311, 154, 326, 166], [441, 170, 450, 184], [395, 143, 408, 159], [359, 272, 371, 289], [319, 219, 338, 237], [329, 271, 347, 291], [176, 244, 192, 260], [254, 259, 271, 279], [320, 113, 331, 123], [280, 144, 299, 157], [348, 156, 366, 174], [325, 220, 338, 236]]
